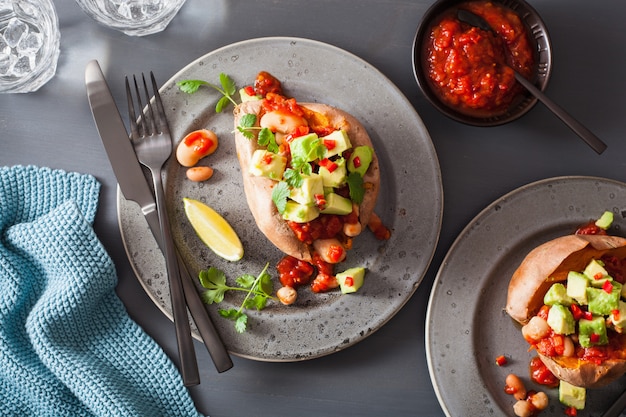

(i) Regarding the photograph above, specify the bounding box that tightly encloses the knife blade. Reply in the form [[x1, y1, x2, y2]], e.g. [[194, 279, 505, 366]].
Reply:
[[85, 59, 233, 374]]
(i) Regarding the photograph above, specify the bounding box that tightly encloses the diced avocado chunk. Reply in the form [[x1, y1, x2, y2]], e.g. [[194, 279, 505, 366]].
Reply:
[[336, 267, 366, 294], [321, 130, 352, 158], [587, 283, 621, 315], [544, 283, 574, 306], [584, 259, 613, 287], [289, 174, 324, 206], [347, 146, 374, 177], [282, 201, 319, 223], [318, 157, 347, 188], [595, 210, 614, 230], [579, 316, 608, 347], [239, 87, 262, 102], [567, 271, 589, 304], [249, 149, 287, 180], [547, 304, 575, 335], [321, 192, 352, 215], [289, 133, 322, 163], [610, 300, 626, 331], [559, 380, 586, 410]]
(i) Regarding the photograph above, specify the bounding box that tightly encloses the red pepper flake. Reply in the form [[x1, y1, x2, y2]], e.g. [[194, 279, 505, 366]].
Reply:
[[244, 86, 256, 96], [583, 310, 593, 321], [495, 355, 507, 366], [564, 406, 578, 416], [603, 280, 614, 293], [590, 333, 600, 344], [353, 156, 362, 168], [345, 276, 354, 287], [319, 158, 338, 173], [323, 139, 336, 151], [594, 272, 604, 280], [570, 304, 583, 320], [314, 194, 326, 210], [613, 309, 621, 320], [262, 154, 274, 165]]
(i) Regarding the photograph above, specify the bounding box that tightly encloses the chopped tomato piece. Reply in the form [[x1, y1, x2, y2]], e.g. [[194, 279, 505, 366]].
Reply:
[[495, 355, 507, 366]]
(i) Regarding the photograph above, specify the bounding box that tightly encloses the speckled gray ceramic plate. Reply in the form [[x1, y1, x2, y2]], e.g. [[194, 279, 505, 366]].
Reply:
[[118, 37, 443, 361], [427, 176, 626, 416]]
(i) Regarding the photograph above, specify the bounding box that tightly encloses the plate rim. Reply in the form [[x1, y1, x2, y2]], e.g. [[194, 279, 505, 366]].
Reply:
[[118, 36, 444, 361], [426, 175, 626, 416]]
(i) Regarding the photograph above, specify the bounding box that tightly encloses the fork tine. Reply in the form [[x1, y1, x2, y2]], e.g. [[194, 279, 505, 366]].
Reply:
[[125, 76, 140, 140], [131, 74, 148, 137], [150, 72, 170, 135], [139, 73, 158, 136]]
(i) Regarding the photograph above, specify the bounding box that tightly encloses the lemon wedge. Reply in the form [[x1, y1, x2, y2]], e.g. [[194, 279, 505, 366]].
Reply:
[[183, 198, 244, 262]]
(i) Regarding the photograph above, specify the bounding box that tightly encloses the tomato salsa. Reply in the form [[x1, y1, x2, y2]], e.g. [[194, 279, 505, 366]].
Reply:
[[423, 0, 535, 116]]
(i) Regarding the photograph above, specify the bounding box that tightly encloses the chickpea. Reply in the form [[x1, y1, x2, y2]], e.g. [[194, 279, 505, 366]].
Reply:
[[528, 391, 549, 411], [176, 129, 218, 167], [277, 286, 297, 305], [512, 399, 533, 417], [521, 316, 550, 343], [505, 373, 527, 401], [260, 110, 307, 135], [186, 166, 214, 182]]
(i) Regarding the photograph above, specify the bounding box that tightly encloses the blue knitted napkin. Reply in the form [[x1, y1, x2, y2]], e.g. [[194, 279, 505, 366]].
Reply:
[[0, 165, 202, 417]]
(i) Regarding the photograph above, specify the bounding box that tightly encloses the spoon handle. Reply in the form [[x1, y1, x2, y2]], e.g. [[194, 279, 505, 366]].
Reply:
[[514, 73, 607, 154]]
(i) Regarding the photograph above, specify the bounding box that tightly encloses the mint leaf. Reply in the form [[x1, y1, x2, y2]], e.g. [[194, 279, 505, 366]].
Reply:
[[271, 181, 290, 214]]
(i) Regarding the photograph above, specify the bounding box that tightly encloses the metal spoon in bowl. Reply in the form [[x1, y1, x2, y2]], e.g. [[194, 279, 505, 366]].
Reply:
[[457, 9, 607, 155]]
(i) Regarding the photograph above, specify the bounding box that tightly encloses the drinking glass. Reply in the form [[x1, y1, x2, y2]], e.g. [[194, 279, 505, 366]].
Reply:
[[74, 0, 187, 37], [0, 0, 60, 93]]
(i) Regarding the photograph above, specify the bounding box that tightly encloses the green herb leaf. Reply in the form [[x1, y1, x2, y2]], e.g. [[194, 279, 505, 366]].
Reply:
[[177, 73, 238, 112], [199, 263, 276, 333], [236, 114, 258, 140], [347, 172, 365, 204], [283, 167, 303, 188], [236, 274, 256, 289], [176, 79, 209, 94], [258, 128, 278, 153], [271, 181, 291, 214], [220, 73, 237, 97], [198, 267, 228, 304]]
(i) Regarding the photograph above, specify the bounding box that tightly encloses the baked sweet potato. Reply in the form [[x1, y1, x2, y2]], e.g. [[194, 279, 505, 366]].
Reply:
[[506, 234, 626, 388], [233, 99, 380, 262]]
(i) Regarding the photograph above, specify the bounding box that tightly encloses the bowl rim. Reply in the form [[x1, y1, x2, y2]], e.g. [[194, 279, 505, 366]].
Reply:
[[412, 0, 553, 127]]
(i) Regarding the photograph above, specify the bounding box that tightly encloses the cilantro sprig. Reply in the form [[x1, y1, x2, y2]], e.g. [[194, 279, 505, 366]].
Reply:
[[236, 114, 279, 153], [198, 264, 276, 333], [177, 73, 238, 113]]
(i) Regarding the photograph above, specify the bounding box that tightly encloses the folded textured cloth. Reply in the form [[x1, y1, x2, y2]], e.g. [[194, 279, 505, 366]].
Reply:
[[0, 165, 202, 417]]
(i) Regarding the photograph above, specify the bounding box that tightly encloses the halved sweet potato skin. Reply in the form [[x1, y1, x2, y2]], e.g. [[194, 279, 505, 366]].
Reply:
[[506, 234, 626, 325], [506, 233, 626, 388], [233, 100, 380, 262], [538, 350, 626, 388]]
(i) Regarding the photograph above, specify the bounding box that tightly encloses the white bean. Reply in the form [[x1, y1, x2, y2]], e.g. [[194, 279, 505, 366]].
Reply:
[[277, 286, 297, 305], [186, 166, 214, 182], [521, 316, 550, 342], [513, 400, 533, 417], [529, 391, 549, 411], [562, 336, 575, 357], [312, 238, 347, 264], [343, 221, 362, 237], [260, 110, 307, 135], [505, 373, 527, 401]]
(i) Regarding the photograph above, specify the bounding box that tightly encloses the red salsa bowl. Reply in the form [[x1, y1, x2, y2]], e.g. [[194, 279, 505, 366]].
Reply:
[[412, 0, 552, 126]]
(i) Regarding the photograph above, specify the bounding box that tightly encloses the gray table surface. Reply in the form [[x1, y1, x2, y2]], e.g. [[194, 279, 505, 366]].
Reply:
[[2, 1, 626, 416]]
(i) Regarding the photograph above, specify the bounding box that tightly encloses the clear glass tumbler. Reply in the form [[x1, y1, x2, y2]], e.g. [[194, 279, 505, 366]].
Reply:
[[0, 0, 61, 93], [74, 0, 187, 37]]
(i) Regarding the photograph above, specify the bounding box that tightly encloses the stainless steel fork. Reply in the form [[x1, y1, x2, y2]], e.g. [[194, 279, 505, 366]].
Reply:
[[125, 73, 199, 386]]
